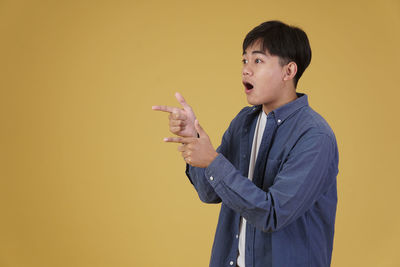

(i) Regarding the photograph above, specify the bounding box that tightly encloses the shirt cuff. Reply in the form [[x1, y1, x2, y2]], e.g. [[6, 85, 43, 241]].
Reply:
[[205, 153, 235, 187]]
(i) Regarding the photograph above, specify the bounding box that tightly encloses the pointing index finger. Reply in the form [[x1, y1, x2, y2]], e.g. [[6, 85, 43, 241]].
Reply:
[[152, 105, 177, 113], [163, 136, 194, 144]]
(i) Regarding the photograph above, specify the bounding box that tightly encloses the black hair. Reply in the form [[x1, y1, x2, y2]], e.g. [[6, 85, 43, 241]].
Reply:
[[243, 20, 312, 88]]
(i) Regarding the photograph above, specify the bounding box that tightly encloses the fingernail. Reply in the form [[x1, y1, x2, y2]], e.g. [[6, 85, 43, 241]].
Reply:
[[163, 138, 168, 142]]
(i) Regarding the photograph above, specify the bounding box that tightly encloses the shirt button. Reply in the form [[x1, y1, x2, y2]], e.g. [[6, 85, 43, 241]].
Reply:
[[230, 261, 234, 265], [210, 176, 214, 181], [235, 234, 239, 239], [277, 119, 281, 123]]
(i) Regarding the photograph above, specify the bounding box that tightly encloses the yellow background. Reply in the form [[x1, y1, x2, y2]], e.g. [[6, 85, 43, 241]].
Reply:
[[1, 0, 399, 266]]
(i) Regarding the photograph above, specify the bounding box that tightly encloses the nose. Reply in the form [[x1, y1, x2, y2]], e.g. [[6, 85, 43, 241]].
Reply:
[[242, 65, 252, 76]]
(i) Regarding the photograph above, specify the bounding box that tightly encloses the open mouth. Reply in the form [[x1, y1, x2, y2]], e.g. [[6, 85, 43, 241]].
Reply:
[[243, 82, 254, 90]]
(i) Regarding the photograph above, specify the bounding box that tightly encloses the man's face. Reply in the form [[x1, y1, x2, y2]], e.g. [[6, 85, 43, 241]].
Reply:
[[242, 40, 287, 108]]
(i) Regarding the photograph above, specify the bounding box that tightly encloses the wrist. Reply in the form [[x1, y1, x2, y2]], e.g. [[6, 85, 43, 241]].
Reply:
[[207, 151, 219, 167]]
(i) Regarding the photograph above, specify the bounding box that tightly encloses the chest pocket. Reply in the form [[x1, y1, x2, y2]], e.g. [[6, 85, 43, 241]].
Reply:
[[262, 158, 282, 191]]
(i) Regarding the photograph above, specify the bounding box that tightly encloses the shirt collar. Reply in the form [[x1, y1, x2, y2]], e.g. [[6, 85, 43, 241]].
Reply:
[[250, 93, 309, 125]]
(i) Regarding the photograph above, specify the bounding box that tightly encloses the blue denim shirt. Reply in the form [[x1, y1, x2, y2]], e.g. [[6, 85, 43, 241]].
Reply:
[[186, 93, 339, 267]]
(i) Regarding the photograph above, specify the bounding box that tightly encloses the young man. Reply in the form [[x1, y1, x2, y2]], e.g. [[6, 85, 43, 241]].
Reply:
[[153, 20, 339, 267]]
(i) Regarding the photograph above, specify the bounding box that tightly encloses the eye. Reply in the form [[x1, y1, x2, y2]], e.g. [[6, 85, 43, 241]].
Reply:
[[255, 58, 263, 63], [242, 59, 248, 64]]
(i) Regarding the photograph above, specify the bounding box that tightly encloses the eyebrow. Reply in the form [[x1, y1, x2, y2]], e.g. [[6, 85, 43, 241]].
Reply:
[[242, 50, 267, 56]]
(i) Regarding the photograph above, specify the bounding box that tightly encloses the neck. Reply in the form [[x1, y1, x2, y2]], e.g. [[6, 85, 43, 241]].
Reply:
[[262, 88, 298, 115]]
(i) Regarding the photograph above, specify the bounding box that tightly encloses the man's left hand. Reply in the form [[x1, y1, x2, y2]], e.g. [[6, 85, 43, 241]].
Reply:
[[164, 119, 218, 168]]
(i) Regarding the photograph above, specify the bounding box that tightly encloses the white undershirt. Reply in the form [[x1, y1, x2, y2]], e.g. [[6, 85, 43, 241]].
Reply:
[[237, 110, 267, 267]]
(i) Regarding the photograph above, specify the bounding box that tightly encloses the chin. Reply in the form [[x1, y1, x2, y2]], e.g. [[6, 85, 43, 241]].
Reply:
[[246, 94, 262, 106]]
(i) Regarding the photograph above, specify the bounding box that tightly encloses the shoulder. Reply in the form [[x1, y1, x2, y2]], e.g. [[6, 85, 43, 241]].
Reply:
[[284, 107, 339, 167], [237, 106, 254, 116], [227, 106, 255, 130], [294, 106, 335, 138], [294, 106, 337, 145]]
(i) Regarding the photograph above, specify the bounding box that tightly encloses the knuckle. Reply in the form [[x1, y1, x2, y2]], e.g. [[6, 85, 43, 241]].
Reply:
[[170, 126, 179, 133]]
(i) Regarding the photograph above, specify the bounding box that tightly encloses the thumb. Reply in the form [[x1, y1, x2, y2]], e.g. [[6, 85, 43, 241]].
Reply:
[[194, 119, 206, 137], [175, 92, 190, 108]]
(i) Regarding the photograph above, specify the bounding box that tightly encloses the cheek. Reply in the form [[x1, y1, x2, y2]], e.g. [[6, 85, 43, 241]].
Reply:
[[256, 64, 275, 77], [259, 67, 283, 86]]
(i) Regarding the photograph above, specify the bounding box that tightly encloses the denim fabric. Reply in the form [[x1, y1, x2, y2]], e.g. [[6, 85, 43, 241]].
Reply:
[[186, 93, 339, 267]]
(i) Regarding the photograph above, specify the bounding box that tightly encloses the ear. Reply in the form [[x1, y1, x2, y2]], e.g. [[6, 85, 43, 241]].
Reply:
[[283, 62, 297, 82]]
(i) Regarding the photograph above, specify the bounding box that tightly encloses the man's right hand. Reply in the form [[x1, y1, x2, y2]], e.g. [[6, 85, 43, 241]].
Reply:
[[152, 92, 197, 138]]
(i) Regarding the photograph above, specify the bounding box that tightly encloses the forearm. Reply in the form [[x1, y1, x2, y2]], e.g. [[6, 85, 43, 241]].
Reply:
[[204, 141, 336, 233], [205, 153, 278, 231]]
